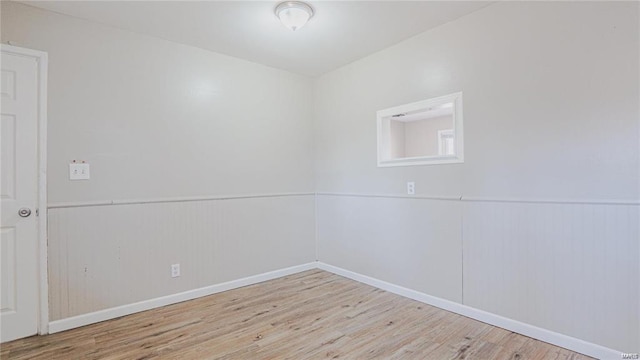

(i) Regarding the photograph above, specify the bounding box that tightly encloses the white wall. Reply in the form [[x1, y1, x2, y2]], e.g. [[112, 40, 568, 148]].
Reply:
[[2, 1, 315, 203], [463, 201, 638, 353], [314, 1, 638, 201], [1, 2, 316, 319], [3, 0, 639, 355], [403, 115, 451, 157], [389, 120, 406, 159], [314, 1, 639, 354], [317, 195, 462, 303], [48, 195, 315, 320]]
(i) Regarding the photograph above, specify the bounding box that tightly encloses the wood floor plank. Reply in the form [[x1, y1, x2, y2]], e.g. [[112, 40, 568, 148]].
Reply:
[[0, 270, 594, 359]]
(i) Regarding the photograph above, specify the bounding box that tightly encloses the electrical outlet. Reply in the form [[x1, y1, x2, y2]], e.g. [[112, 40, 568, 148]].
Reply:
[[407, 181, 415, 195], [171, 263, 180, 278]]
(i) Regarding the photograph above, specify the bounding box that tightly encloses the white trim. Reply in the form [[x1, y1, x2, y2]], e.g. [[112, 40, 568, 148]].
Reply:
[[1, 44, 49, 335], [0, 44, 47, 59], [316, 192, 461, 201], [48, 192, 315, 209], [377, 156, 463, 167], [314, 192, 319, 261], [377, 92, 463, 167], [461, 196, 640, 206], [437, 129, 454, 156], [36, 47, 49, 336], [316, 262, 621, 360], [45, 260, 625, 358], [315, 192, 640, 206], [48, 262, 316, 334]]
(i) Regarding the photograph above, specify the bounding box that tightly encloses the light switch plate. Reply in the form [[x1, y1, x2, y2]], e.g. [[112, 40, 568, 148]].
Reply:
[[69, 163, 90, 180]]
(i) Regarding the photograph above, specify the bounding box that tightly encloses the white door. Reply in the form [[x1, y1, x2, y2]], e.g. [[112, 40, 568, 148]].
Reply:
[[1, 47, 41, 342]]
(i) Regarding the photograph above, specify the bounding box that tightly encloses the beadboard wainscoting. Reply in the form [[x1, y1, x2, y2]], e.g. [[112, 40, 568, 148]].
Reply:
[[316, 193, 463, 304], [316, 193, 639, 358], [463, 200, 639, 354], [47, 194, 316, 324], [46, 192, 639, 357]]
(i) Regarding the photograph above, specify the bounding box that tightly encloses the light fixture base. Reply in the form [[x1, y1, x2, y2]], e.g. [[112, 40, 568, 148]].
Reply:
[[275, 1, 314, 31]]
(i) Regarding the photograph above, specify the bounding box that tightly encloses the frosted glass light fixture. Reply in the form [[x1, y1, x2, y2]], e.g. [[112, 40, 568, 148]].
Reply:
[[275, 1, 314, 31]]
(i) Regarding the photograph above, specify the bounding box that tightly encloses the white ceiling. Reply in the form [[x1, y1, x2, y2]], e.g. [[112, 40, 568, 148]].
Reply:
[[20, 1, 493, 77]]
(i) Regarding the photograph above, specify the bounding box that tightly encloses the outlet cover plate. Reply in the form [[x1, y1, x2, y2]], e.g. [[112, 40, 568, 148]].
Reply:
[[171, 263, 180, 278]]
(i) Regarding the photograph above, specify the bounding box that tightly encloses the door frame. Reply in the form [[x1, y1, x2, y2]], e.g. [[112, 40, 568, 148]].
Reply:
[[2, 44, 49, 335]]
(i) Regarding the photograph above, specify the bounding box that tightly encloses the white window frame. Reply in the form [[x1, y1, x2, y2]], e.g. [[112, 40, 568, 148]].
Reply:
[[376, 92, 464, 167]]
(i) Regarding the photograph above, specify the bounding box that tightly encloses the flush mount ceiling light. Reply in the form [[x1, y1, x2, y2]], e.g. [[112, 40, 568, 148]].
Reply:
[[275, 1, 314, 31]]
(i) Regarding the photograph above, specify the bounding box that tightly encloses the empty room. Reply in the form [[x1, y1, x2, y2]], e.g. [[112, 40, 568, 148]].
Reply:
[[0, 0, 638, 359]]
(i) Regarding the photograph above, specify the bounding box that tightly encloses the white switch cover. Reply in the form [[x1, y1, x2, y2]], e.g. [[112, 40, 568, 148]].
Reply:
[[69, 163, 90, 180], [407, 181, 415, 195]]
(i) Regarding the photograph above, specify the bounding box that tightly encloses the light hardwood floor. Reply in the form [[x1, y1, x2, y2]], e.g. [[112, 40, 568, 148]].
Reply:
[[1, 270, 593, 359]]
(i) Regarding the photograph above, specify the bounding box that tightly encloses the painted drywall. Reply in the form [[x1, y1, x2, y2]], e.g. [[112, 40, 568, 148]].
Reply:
[[403, 115, 451, 157], [1, 1, 314, 204], [388, 120, 405, 159], [388, 116, 452, 159], [314, 1, 639, 353], [314, 1, 638, 201], [1, 1, 316, 323]]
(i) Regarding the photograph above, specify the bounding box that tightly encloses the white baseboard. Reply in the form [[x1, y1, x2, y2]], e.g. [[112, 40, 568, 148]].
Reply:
[[316, 262, 621, 360], [48, 262, 317, 334], [47, 261, 622, 359]]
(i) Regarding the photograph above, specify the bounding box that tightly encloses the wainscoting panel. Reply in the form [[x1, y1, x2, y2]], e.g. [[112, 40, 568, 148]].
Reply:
[[316, 194, 463, 303], [48, 194, 316, 321], [463, 201, 639, 353], [316, 193, 639, 354]]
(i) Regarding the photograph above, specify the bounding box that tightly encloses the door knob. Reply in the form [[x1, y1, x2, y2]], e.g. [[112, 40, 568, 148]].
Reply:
[[18, 208, 31, 217]]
